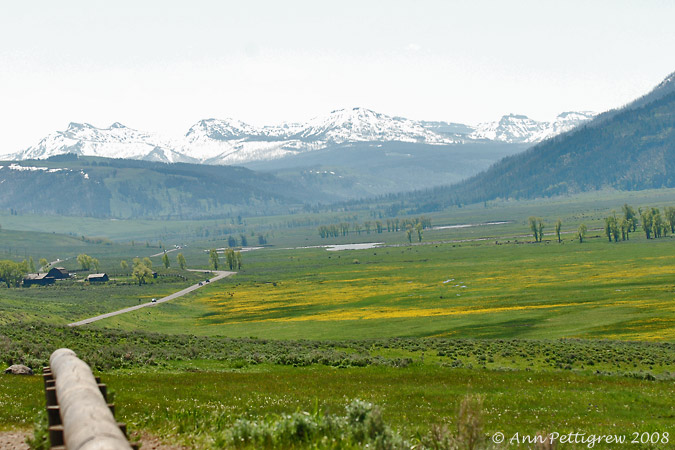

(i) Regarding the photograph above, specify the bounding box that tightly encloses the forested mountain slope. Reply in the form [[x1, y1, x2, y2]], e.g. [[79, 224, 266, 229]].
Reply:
[[0, 156, 315, 219]]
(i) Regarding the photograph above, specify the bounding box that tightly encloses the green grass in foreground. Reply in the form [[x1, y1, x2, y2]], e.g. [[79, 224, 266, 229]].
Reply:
[[2, 365, 674, 448]]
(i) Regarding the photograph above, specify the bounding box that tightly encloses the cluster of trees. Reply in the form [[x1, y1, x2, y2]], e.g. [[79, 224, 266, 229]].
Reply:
[[602, 204, 637, 242], [209, 249, 242, 270], [0, 256, 57, 288], [602, 204, 675, 242], [318, 216, 432, 239], [77, 254, 100, 272], [405, 222, 424, 243], [639, 206, 675, 239], [528, 217, 546, 242], [0, 260, 28, 288]]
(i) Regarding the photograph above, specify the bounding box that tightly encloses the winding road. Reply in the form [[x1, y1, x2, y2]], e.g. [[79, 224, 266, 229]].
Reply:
[[68, 269, 235, 327]]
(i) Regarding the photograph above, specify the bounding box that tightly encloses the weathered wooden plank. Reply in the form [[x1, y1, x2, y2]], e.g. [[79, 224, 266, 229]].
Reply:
[[50, 348, 132, 450]]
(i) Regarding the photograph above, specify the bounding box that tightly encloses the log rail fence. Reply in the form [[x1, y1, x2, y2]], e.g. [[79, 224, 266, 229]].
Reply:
[[43, 348, 136, 450]]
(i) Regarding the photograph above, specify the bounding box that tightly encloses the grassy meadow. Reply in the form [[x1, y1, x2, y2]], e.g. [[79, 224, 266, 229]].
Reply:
[[2, 189, 675, 448], [97, 231, 675, 342]]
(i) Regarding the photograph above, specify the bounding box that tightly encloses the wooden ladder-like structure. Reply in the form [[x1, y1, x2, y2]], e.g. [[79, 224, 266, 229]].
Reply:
[[43, 348, 137, 450]]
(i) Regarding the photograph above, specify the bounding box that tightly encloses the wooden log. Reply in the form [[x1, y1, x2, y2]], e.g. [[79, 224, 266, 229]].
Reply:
[[50, 348, 132, 450]]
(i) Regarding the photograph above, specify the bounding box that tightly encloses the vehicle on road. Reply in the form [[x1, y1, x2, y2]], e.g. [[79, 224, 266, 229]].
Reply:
[[151, 298, 157, 303]]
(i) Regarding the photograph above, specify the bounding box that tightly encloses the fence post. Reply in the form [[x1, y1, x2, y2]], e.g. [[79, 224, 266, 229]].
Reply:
[[47, 348, 133, 450]]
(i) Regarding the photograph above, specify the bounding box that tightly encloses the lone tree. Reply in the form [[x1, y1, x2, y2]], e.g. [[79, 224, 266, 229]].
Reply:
[[604, 216, 618, 242], [415, 223, 423, 242], [162, 252, 170, 269], [177, 252, 187, 270], [406, 224, 413, 243], [577, 223, 587, 243], [209, 249, 219, 270], [645, 213, 653, 238], [620, 218, 630, 241], [537, 218, 545, 242], [665, 206, 675, 234], [528, 216, 545, 242], [554, 219, 562, 243], [132, 258, 153, 285], [39, 258, 49, 271], [225, 248, 235, 270], [622, 204, 638, 232], [528, 217, 538, 242]]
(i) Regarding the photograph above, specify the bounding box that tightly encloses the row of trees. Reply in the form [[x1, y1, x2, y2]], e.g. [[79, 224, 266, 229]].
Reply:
[[603, 205, 675, 242], [318, 216, 432, 239], [529, 203, 675, 244], [639, 206, 675, 239], [209, 248, 242, 270], [224, 233, 267, 248]]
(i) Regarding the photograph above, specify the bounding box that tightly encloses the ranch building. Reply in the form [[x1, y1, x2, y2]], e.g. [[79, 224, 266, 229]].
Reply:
[[86, 273, 109, 283]]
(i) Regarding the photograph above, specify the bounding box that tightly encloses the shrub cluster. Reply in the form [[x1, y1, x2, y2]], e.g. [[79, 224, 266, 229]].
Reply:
[[1, 323, 672, 379]]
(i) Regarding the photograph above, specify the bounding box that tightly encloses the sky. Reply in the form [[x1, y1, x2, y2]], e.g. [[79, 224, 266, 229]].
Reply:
[[1, 0, 674, 152]]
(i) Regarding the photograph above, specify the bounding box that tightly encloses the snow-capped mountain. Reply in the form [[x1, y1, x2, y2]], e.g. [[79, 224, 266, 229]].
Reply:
[[4, 108, 596, 165], [469, 111, 596, 144], [470, 111, 598, 143], [295, 108, 458, 144], [11, 122, 194, 163]]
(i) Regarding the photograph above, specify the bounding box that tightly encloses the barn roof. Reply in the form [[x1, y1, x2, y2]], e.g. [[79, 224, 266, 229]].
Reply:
[[24, 273, 51, 280], [86, 273, 108, 279]]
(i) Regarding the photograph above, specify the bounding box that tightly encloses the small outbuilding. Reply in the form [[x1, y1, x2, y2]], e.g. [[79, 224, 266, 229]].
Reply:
[[47, 267, 71, 279], [86, 273, 109, 283], [23, 273, 56, 287]]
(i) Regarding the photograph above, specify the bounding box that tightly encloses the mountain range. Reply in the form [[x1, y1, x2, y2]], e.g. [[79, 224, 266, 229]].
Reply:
[[4, 109, 596, 166]]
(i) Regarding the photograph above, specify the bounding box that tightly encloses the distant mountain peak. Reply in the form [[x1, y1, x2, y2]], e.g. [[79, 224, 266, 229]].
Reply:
[[470, 111, 596, 144], [110, 122, 126, 129], [67, 122, 91, 130]]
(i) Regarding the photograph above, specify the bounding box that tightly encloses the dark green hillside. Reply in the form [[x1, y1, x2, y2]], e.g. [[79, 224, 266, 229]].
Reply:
[[380, 81, 675, 213], [245, 141, 528, 199], [454, 91, 675, 202], [0, 156, 317, 219]]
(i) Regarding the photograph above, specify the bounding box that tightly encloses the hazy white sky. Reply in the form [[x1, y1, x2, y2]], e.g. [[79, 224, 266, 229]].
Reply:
[[1, 0, 674, 152]]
